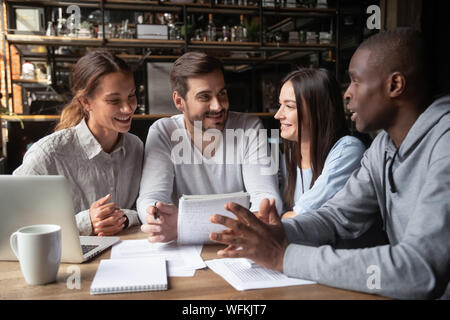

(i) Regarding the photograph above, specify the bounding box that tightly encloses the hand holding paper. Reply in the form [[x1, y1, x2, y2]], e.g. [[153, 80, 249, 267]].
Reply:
[[209, 198, 288, 272], [177, 192, 250, 244]]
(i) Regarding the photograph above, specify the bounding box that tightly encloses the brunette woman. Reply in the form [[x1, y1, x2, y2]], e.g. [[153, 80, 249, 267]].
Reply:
[[276, 68, 365, 218], [14, 50, 143, 236]]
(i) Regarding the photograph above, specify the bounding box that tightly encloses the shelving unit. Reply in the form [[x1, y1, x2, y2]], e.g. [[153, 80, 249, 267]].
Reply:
[[2, 0, 341, 115], [0, 112, 275, 121]]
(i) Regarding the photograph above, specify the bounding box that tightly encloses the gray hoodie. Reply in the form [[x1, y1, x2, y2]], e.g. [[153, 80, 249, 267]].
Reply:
[[282, 95, 450, 299]]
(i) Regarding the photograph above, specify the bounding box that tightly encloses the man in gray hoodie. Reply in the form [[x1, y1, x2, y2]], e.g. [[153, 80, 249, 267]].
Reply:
[[209, 28, 450, 299]]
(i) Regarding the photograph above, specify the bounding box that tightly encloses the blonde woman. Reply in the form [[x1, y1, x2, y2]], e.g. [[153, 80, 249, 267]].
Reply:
[[14, 50, 143, 236]]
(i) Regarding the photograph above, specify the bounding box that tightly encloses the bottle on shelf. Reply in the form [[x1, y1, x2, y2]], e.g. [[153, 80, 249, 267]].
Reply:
[[182, 15, 194, 41], [46, 21, 56, 36], [206, 13, 216, 42], [56, 8, 68, 36], [236, 15, 247, 42], [231, 26, 237, 42], [222, 25, 230, 42]]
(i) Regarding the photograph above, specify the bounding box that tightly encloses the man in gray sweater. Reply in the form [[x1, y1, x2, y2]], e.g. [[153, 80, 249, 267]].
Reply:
[[209, 28, 450, 299], [139, 52, 282, 243]]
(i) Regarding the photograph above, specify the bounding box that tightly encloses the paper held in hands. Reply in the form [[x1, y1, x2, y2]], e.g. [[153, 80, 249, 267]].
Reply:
[[177, 191, 250, 244]]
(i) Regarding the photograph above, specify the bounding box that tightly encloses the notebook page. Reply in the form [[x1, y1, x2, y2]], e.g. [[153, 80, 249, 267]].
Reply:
[[183, 191, 249, 201], [206, 258, 315, 291], [90, 257, 167, 295], [177, 194, 250, 244]]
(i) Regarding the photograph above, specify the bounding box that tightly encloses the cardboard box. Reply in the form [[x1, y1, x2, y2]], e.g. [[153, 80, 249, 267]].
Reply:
[[137, 24, 168, 40]]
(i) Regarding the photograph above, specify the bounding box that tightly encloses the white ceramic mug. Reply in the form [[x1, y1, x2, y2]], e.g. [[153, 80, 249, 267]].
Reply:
[[10, 224, 61, 285]]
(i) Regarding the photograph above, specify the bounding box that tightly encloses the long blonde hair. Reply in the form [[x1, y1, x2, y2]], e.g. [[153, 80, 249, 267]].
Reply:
[[55, 50, 131, 131]]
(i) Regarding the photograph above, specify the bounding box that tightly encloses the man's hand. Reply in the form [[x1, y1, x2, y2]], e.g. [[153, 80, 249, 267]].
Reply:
[[209, 198, 289, 271], [89, 194, 127, 236], [281, 211, 297, 219], [141, 202, 178, 243]]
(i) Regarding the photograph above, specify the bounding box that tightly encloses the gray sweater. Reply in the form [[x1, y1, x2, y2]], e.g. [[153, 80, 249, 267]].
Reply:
[[282, 95, 450, 299], [137, 112, 283, 223]]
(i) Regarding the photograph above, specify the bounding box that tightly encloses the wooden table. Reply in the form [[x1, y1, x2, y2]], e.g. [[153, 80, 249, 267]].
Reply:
[[0, 227, 387, 300]]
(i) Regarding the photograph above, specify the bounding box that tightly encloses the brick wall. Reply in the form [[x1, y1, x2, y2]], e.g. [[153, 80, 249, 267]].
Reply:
[[1, 1, 22, 114]]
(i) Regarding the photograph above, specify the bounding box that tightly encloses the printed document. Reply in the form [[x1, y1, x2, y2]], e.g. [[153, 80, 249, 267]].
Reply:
[[205, 258, 315, 291], [110, 240, 205, 277]]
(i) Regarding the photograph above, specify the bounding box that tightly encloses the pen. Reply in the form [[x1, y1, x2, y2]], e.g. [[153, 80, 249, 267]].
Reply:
[[153, 201, 159, 220]]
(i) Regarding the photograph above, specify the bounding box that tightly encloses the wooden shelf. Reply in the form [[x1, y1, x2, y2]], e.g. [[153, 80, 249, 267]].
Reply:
[[0, 115, 61, 122], [1, 113, 276, 122], [107, 0, 158, 4], [106, 38, 185, 48], [13, 78, 51, 84], [12, 78, 52, 87], [262, 42, 335, 50], [6, 35, 103, 47], [117, 54, 181, 61], [189, 40, 261, 51], [6, 35, 188, 48], [187, 5, 259, 15], [263, 6, 337, 16], [7, 35, 334, 53], [104, 2, 181, 12], [5, 0, 101, 7], [190, 40, 260, 46]]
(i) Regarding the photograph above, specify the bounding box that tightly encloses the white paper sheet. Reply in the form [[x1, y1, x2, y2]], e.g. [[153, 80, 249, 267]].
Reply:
[[206, 258, 315, 291], [110, 240, 205, 277], [177, 192, 250, 244], [90, 257, 168, 295]]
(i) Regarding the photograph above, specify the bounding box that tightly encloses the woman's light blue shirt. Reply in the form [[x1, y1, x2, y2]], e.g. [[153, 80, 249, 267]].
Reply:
[[282, 135, 366, 215]]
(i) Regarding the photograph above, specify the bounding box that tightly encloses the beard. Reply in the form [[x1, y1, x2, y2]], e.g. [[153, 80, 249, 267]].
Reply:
[[185, 108, 229, 132]]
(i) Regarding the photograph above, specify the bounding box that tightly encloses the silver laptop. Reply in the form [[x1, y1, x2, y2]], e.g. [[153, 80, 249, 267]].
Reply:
[[0, 175, 120, 263]]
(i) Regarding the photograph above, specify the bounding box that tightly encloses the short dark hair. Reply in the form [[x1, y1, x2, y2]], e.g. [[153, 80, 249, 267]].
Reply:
[[170, 52, 225, 99], [358, 28, 431, 94]]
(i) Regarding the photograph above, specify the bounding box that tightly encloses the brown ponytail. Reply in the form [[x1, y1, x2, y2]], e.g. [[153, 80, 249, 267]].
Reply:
[[55, 50, 131, 132], [54, 95, 87, 131]]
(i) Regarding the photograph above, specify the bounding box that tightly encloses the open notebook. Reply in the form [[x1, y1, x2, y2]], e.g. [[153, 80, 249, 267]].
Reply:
[[177, 192, 250, 244], [206, 258, 315, 291], [90, 257, 168, 295]]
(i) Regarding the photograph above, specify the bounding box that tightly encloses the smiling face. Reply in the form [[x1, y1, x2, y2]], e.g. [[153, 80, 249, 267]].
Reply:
[[84, 71, 137, 138], [344, 49, 394, 133], [275, 81, 298, 141], [174, 69, 229, 133], [275, 80, 311, 142]]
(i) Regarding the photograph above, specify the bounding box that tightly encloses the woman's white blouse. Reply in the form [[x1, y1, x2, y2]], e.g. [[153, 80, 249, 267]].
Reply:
[[13, 119, 144, 235]]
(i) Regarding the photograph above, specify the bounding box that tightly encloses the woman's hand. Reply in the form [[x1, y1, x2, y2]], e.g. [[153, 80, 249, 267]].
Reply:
[[89, 194, 127, 236]]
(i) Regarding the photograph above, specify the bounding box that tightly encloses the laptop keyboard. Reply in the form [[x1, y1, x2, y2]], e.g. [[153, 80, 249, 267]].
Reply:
[[81, 244, 99, 255]]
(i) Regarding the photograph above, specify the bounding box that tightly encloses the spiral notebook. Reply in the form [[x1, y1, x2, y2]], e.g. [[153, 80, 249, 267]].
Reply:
[[90, 257, 168, 295]]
